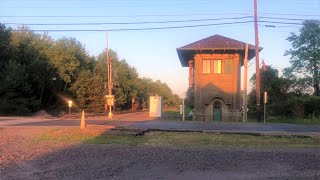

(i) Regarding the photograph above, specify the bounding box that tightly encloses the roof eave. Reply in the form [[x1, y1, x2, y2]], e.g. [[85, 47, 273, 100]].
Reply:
[[177, 47, 263, 51]]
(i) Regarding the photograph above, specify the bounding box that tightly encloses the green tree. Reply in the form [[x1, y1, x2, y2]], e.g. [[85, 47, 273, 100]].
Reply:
[[283, 67, 313, 95], [0, 24, 179, 114], [71, 69, 93, 109], [285, 20, 320, 96], [249, 66, 291, 116], [0, 27, 57, 114], [0, 60, 37, 114], [47, 37, 92, 91], [185, 87, 194, 108], [0, 24, 12, 72]]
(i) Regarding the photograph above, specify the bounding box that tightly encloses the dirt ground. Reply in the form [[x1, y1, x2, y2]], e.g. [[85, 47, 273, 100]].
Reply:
[[1, 127, 320, 180]]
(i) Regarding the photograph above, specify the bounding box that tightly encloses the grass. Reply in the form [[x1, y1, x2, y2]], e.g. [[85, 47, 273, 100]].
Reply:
[[267, 117, 320, 125], [32, 128, 320, 148], [161, 110, 181, 121], [161, 107, 193, 121], [246, 116, 320, 125]]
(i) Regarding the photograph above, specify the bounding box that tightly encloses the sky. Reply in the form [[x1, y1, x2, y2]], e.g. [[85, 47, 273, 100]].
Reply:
[[1, 0, 320, 97]]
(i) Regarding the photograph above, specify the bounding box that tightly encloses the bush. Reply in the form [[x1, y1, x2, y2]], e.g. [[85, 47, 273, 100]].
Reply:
[[286, 96, 320, 118], [247, 95, 320, 120]]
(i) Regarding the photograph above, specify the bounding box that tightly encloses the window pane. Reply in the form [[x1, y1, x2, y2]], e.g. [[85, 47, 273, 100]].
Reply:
[[214, 60, 221, 74], [224, 59, 233, 74], [203, 60, 210, 74], [202, 60, 206, 73]]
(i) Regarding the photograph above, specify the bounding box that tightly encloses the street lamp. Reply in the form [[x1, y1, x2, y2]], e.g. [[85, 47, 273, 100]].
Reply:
[[68, 100, 73, 115]]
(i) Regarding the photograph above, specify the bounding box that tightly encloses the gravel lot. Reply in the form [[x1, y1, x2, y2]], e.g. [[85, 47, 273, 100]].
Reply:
[[1, 127, 320, 180]]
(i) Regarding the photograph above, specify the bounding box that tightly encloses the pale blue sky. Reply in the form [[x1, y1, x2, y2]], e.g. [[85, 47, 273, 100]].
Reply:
[[1, 0, 320, 96]]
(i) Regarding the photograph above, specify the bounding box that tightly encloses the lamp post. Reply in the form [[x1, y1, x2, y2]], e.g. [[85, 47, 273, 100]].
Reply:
[[132, 98, 135, 111], [180, 92, 186, 121], [68, 100, 73, 115], [182, 97, 185, 121]]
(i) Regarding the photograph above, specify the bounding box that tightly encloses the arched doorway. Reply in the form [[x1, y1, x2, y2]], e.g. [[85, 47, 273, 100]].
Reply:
[[213, 101, 222, 121]]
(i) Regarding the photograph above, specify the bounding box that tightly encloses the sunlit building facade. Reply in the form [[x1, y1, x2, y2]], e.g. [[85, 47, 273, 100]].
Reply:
[[177, 35, 261, 121]]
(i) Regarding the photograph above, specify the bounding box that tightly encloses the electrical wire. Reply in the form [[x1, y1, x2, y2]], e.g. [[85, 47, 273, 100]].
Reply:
[[260, 16, 319, 21], [3, 16, 253, 26], [5, 16, 319, 26], [0, 13, 251, 18], [260, 13, 320, 17], [3, 19, 306, 27], [11, 20, 255, 32], [8, 20, 305, 32]]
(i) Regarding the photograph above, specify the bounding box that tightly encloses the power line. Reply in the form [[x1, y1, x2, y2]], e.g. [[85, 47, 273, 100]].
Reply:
[[11, 21, 255, 32], [0, 2, 244, 9], [259, 21, 302, 25], [3, 19, 306, 27], [9, 20, 304, 32], [2, 16, 253, 26], [0, 1, 238, 9], [4, 16, 318, 26], [0, 13, 251, 18], [1, 13, 320, 19], [260, 16, 319, 21], [260, 13, 320, 17]]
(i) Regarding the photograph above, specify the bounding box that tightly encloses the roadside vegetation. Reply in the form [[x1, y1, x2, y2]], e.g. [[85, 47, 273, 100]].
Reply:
[[266, 117, 320, 125], [32, 128, 320, 148], [184, 20, 320, 124], [0, 24, 180, 116], [161, 107, 193, 121]]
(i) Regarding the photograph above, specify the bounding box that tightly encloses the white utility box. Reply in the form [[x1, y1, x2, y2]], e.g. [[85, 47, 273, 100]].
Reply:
[[149, 95, 162, 118]]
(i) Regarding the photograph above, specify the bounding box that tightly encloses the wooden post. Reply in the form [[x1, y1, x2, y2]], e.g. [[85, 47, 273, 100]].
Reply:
[[182, 98, 185, 121], [263, 92, 267, 124], [189, 60, 194, 87], [243, 43, 249, 122], [80, 110, 86, 129], [254, 0, 261, 106], [132, 98, 134, 111]]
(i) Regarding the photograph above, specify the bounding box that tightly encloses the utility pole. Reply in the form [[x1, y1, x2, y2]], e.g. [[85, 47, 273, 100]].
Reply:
[[243, 43, 249, 122], [254, 0, 261, 120], [254, 0, 260, 105], [106, 30, 113, 118]]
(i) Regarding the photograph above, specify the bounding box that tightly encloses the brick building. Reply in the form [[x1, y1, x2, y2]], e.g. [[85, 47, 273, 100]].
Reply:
[[177, 35, 261, 121]]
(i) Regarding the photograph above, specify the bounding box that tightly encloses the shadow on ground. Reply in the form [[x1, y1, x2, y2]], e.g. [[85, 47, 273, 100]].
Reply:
[[1, 126, 320, 179]]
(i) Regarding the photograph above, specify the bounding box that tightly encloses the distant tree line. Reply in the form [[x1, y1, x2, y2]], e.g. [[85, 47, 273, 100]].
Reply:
[[0, 24, 180, 115]]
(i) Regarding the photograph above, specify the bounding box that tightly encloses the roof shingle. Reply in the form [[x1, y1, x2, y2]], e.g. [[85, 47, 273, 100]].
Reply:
[[176, 34, 262, 67]]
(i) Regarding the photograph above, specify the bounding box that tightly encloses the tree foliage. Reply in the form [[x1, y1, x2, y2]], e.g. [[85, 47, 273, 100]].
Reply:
[[285, 20, 320, 96], [249, 66, 320, 119], [0, 24, 179, 115], [185, 87, 194, 108], [249, 66, 291, 115]]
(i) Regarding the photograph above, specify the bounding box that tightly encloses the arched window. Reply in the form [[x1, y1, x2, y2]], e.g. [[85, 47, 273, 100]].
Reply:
[[214, 101, 221, 109]]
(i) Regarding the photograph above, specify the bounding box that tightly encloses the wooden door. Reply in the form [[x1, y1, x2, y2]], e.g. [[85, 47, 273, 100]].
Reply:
[[213, 101, 222, 121]]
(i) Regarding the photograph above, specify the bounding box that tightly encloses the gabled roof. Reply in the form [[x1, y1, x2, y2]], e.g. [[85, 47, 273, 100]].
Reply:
[[176, 34, 263, 67]]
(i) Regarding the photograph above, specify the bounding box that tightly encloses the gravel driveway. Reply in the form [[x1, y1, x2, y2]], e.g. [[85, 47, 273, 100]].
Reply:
[[2, 144, 320, 179], [1, 127, 320, 180]]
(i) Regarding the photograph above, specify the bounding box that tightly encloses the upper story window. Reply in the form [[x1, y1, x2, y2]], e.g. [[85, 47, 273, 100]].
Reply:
[[213, 60, 222, 74], [202, 59, 211, 74], [224, 59, 233, 74]]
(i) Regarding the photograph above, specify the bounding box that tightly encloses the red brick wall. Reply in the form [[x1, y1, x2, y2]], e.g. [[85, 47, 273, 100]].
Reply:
[[192, 53, 241, 121]]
